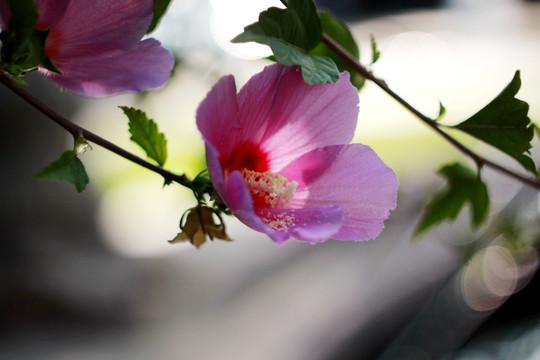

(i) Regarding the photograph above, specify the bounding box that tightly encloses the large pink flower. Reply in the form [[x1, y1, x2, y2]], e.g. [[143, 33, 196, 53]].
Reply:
[[0, 0, 173, 97], [197, 64, 398, 244]]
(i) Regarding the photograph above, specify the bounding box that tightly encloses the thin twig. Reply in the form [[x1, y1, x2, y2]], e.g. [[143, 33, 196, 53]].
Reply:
[[280, 0, 540, 189], [0, 72, 193, 189]]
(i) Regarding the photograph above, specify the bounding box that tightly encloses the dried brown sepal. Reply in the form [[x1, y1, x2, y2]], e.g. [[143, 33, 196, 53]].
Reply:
[[169, 206, 231, 249]]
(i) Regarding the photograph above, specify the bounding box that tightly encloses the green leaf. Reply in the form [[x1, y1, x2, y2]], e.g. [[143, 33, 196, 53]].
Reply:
[[453, 71, 537, 175], [370, 34, 380, 64], [310, 11, 364, 89], [121, 106, 168, 167], [147, 0, 173, 34], [416, 163, 489, 235], [270, 40, 339, 84], [233, 0, 321, 50], [35, 150, 90, 192], [232, 0, 339, 85]]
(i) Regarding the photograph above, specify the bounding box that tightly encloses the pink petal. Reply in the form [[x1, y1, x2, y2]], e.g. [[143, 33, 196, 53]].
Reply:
[[256, 207, 343, 244], [46, 0, 154, 59], [205, 142, 228, 203], [39, 38, 174, 97], [239, 64, 358, 170], [196, 75, 240, 156], [281, 144, 398, 241], [196, 63, 359, 170], [34, 0, 69, 29]]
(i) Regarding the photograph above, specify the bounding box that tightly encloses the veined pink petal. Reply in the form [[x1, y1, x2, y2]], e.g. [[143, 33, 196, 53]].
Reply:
[[241, 64, 358, 170], [196, 74, 241, 156], [281, 144, 398, 241], [196, 63, 359, 170], [46, 0, 154, 59], [34, 0, 69, 29], [256, 207, 343, 244], [39, 38, 174, 97]]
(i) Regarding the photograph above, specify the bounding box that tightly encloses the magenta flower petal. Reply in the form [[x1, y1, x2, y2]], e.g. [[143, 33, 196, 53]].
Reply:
[[34, 0, 69, 29], [256, 207, 343, 244], [1, 0, 173, 96], [196, 74, 240, 156], [237, 65, 358, 170], [197, 63, 359, 170], [197, 63, 398, 244], [282, 144, 398, 241], [45, 0, 154, 58], [39, 38, 174, 97]]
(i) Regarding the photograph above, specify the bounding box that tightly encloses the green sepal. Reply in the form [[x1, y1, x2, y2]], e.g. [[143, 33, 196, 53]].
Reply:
[[452, 71, 537, 175], [41, 55, 62, 75], [1, 0, 52, 77], [191, 170, 214, 202], [2, 27, 50, 77], [7, 0, 38, 45], [121, 106, 168, 167], [416, 163, 489, 235]]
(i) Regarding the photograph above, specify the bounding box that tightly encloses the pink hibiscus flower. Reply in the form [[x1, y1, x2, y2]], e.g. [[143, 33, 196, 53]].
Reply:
[[197, 63, 398, 244], [0, 0, 173, 97]]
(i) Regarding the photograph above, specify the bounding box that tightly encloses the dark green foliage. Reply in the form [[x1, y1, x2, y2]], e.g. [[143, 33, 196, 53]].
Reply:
[[232, 0, 340, 85], [453, 71, 537, 174], [35, 150, 90, 192], [416, 163, 489, 234]]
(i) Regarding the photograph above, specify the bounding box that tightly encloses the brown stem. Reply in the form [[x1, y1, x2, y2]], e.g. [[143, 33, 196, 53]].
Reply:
[[0, 72, 193, 189]]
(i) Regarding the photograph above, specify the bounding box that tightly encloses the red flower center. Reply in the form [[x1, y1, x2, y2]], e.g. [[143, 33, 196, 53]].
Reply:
[[44, 29, 62, 59], [220, 142, 269, 174], [220, 142, 297, 209]]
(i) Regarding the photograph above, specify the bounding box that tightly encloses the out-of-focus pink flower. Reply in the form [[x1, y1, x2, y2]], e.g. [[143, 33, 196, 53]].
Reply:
[[196, 63, 398, 244], [0, 0, 173, 97]]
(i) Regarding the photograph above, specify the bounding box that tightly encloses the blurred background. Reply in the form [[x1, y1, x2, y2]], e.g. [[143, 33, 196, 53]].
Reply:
[[1, 0, 540, 359]]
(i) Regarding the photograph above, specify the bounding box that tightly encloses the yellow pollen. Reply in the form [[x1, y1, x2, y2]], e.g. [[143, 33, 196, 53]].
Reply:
[[264, 211, 295, 231], [241, 169, 298, 208]]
